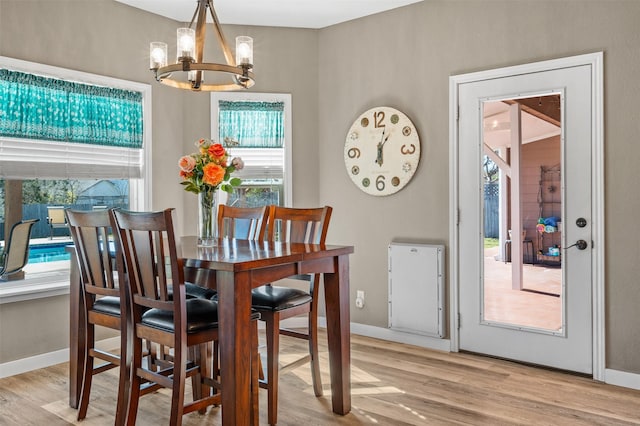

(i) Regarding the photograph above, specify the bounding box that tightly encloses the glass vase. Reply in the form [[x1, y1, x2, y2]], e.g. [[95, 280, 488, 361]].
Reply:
[[198, 188, 218, 246]]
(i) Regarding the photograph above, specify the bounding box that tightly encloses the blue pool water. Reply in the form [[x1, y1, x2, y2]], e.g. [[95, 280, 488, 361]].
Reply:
[[28, 243, 73, 264]]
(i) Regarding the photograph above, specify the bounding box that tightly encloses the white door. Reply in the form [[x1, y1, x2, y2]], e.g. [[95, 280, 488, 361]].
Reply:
[[456, 61, 596, 373]]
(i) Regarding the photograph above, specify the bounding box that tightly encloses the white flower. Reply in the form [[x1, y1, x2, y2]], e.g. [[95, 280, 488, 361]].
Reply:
[[232, 157, 244, 171]]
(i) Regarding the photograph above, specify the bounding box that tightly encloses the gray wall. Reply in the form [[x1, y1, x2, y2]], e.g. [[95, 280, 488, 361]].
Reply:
[[318, 0, 640, 373], [1, 0, 640, 376]]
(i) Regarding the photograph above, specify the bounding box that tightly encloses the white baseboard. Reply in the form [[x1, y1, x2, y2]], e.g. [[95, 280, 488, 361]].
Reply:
[[605, 368, 640, 390], [345, 320, 452, 352], [4, 326, 640, 394], [0, 337, 120, 379], [280, 316, 452, 353]]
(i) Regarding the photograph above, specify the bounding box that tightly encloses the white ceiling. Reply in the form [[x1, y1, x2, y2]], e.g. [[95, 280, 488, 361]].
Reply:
[[115, 0, 423, 29]]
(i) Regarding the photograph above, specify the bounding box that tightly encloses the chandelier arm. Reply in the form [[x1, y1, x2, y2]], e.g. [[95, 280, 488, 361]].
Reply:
[[188, 3, 199, 27], [207, 0, 236, 66], [193, 0, 208, 89]]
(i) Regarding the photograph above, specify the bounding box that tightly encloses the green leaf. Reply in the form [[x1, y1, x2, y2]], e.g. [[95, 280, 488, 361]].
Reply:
[[229, 177, 242, 187]]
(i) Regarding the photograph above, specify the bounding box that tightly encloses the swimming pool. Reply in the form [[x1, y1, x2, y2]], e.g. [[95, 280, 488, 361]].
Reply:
[[28, 243, 73, 264]]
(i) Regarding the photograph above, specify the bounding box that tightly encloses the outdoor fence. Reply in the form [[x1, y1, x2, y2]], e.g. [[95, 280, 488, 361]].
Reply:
[[484, 183, 499, 238], [1, 202, 127, 240]]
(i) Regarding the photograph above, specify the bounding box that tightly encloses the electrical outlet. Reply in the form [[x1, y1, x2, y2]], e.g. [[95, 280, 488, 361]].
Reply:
[[355, 290, 365, 308]]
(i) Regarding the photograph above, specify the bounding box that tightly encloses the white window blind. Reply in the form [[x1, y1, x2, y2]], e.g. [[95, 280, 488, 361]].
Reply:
[[231, 147, 284, 181], [0, 137, 142, 179]]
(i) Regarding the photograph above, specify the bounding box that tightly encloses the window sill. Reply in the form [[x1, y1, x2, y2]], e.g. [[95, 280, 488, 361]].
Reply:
[[0, 264, 70, 304]]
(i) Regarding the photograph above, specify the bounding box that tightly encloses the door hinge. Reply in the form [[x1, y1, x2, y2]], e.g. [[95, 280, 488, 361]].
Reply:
[[456, 106, 460, 122], [457, 312, 461, 329]]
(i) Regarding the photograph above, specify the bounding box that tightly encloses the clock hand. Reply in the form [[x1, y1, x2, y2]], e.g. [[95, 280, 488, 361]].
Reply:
[[381, 131, 390, 147], [375, 131, 390, 166]]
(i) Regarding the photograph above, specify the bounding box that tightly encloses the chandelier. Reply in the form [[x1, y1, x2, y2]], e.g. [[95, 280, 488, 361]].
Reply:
[[149, 0, 255, 92]]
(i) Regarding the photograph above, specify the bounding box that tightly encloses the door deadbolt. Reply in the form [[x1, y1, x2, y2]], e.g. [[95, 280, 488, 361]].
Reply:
[[576, 218, 587, 228]]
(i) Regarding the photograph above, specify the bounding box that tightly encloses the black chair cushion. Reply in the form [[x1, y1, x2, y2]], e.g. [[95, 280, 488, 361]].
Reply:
[[185, 282, 217, 299], [92, 296, 121, 316], [142, 298, 219, 333], [167, 283, 217, 300], [251, 285, 312, 312]]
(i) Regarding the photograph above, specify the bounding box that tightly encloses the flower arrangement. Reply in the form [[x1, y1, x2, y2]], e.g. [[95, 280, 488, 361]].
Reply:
[[178, 138, 244, 194]]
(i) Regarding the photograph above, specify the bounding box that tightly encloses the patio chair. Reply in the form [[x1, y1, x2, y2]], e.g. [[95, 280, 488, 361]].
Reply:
[[0, 219, 39, 281], [46, 206, 68, 239]]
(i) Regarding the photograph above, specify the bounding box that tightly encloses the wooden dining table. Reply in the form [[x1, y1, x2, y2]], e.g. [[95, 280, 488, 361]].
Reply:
[[68, 236, 354, 425]]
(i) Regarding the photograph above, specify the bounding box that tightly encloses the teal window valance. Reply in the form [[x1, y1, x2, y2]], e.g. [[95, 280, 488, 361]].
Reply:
[[218, 100, 284, 148], [0, 69, 143, 148]]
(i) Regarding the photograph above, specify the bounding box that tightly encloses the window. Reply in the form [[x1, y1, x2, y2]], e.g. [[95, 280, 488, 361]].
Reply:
[[211, 93, 292, 207], [0, 56, 151, 296]]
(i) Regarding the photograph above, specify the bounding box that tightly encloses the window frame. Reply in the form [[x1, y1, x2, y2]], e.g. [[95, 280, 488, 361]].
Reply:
[[210, 92, 292, 207]]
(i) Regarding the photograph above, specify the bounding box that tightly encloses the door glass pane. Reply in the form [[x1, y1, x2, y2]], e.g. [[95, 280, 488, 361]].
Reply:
[[481, 95, 563, 333]]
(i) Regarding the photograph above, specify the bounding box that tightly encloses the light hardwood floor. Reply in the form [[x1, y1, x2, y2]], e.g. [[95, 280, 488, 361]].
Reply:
[[2, 332, 640, 425]]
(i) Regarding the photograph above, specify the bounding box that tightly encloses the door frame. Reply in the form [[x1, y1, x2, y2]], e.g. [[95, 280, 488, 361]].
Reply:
[[448, 52, 605, 380]]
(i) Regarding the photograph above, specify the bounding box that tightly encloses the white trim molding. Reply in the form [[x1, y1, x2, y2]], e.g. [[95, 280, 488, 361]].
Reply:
[[605, 368, 640, 391], [0, 337, 119, 379], [284, 317, 452, 352], [449, 52, 605, 380]]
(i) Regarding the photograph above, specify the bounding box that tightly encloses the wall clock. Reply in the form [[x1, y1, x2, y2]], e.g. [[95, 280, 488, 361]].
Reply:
[[344, 106, 420, 196]]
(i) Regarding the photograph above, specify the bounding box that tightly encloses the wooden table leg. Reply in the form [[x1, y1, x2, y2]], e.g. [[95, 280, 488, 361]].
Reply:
[[68, 249, 85, 409], [323, 254, 351, 415], [217, 270, 253, 426]]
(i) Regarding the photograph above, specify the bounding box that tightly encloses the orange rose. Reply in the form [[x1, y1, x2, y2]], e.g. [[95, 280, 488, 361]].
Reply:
[[208, 143, 226, 159], [202, 163, 225, 186]]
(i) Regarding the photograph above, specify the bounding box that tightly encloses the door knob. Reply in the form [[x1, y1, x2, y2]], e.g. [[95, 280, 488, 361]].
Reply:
[[566, 239, 588, 250]]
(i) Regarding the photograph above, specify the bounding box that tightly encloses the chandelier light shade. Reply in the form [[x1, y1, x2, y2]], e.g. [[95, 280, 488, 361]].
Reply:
[[149, 0, 255, 92]]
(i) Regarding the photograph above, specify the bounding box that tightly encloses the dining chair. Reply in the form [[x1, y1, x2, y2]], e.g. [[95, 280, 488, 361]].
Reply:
[[110, 208, 259, 426], [251, 205, 332, 425], [65, 209, 130, 424], [183, 204, 268, 291], [218, 204, 268, 240]]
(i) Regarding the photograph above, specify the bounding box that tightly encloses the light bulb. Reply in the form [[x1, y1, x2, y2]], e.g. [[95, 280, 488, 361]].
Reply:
[[177, 28, 196, 61], [238, 43, 250, 59], [180, 35, 194, 50], [151, 47, 165, 63], [235, 36, 253, 66], [149, 42, 167, 69]]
